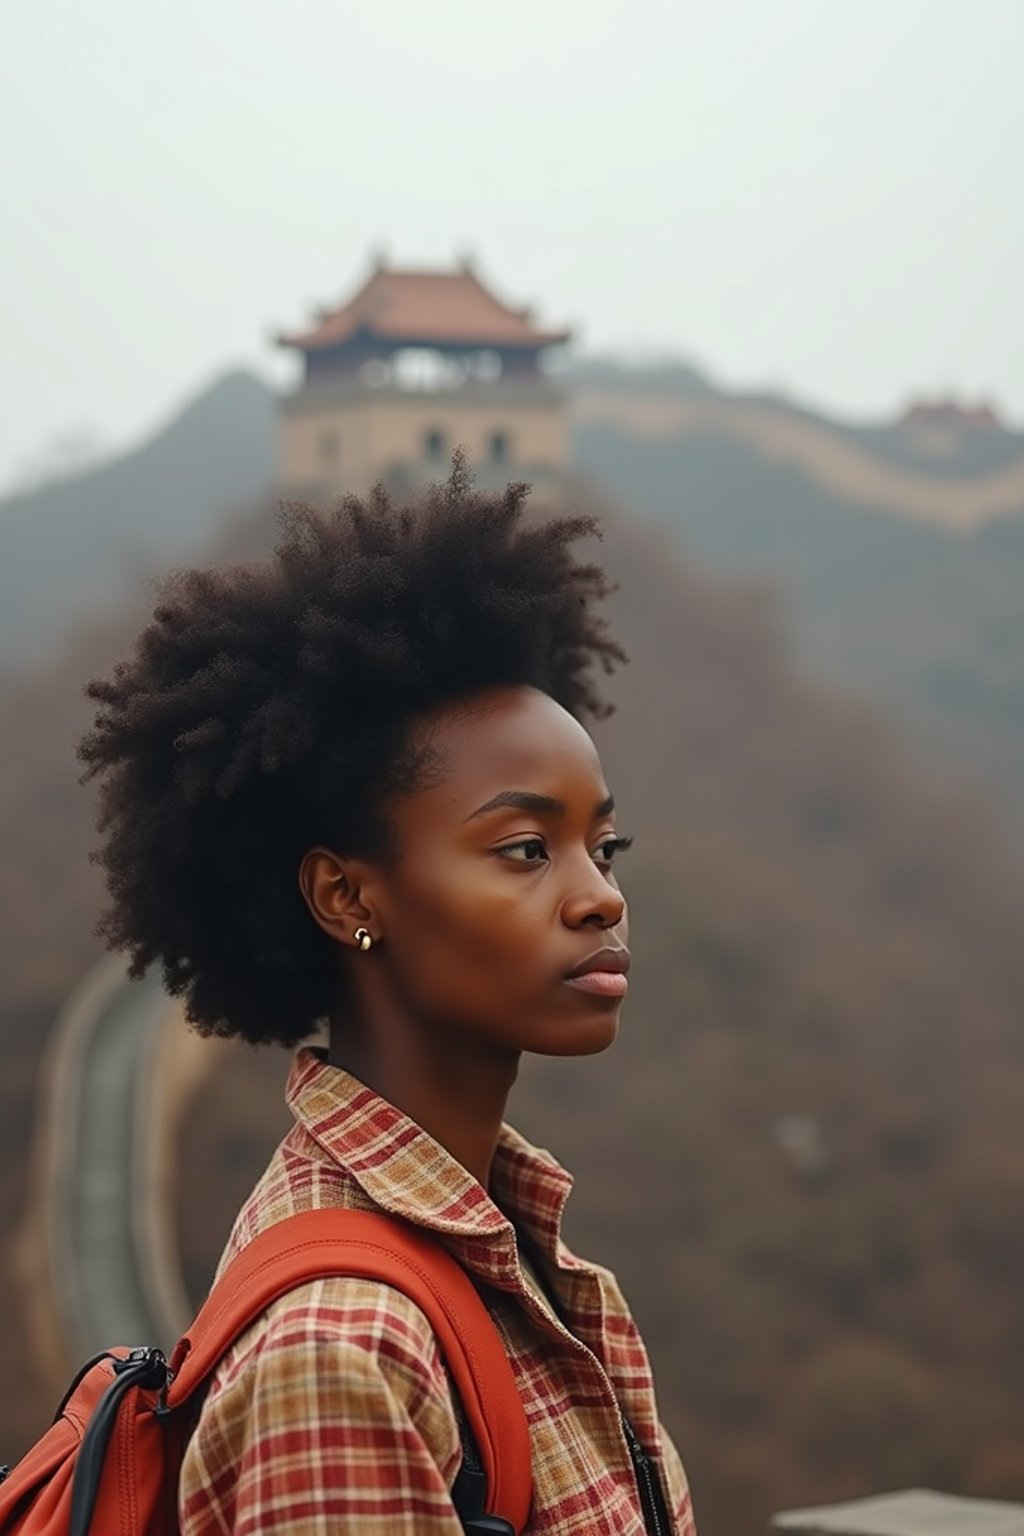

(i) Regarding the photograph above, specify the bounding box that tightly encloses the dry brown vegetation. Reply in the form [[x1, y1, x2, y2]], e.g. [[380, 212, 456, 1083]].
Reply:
[[3, 485, 1024, 1536]]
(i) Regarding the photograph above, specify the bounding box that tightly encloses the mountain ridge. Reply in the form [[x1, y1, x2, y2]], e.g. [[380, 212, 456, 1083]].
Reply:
[[0, 369, 275, 664]]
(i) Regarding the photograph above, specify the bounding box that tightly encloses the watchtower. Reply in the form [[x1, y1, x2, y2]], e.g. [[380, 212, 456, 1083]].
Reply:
[[275, 256, 571, 502]]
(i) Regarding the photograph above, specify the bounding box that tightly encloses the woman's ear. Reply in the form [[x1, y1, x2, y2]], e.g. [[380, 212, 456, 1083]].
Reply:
[[298, 846, 375, 946]]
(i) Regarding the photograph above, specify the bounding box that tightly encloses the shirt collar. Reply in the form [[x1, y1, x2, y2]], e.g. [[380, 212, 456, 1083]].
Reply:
[[286, 1045, 576, 1288]]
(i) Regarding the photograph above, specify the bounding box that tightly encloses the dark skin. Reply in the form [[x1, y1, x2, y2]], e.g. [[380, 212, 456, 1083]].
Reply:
[[298, 684, 630, 1193]]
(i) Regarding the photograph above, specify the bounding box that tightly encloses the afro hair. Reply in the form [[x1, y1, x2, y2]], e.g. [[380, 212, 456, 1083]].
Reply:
[[78, 455, 627, 1046]]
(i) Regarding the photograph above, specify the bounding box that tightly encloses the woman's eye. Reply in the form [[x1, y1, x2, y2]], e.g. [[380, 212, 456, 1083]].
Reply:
[[497, 838, 548, 863], [595, 834, 634, 865]]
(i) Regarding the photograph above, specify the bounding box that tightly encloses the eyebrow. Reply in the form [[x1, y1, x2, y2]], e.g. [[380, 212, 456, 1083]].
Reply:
[[465, 789, 616, 822]]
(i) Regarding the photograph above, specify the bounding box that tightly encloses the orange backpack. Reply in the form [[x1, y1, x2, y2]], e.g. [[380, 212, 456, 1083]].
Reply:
[[0, 1209, 532, 1536]]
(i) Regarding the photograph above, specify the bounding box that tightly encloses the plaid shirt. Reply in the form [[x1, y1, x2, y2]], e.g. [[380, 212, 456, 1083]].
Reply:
[[178, 1046, 697, 1535]]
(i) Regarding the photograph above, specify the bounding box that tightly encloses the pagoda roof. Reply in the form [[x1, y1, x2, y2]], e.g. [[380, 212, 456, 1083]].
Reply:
[[277, 261, 570, 353]]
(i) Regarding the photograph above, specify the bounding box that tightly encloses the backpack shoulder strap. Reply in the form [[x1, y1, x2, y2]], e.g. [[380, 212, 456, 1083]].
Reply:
[[165, 1208, 531, 1533]]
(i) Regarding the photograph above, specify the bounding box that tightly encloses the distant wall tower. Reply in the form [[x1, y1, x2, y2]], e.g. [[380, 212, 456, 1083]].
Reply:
[[275, 255, 571, 503]]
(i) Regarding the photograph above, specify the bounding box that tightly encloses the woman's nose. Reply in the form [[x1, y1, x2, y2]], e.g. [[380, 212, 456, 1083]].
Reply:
[[562, 867, 626, 930]]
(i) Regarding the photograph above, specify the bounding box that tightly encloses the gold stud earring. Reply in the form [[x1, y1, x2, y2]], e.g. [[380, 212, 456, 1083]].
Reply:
[[354, 927, 373, 952]]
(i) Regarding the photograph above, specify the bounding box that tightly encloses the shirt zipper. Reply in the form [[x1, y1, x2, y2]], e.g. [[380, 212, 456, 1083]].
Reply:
[[620, 1411, 672, 1536]]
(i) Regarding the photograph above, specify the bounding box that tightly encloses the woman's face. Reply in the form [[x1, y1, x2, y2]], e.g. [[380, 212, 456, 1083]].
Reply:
[[357, 684, 630, 1058]]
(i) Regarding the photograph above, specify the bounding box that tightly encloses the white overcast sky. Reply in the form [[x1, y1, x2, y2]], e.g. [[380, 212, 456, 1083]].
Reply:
[[3, 0, 1022, 489]]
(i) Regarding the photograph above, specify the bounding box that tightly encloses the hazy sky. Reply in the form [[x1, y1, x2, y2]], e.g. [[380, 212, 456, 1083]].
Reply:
[[4, 0, 1022, 491]]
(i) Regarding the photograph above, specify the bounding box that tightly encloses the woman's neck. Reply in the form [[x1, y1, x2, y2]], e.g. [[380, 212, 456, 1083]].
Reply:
[[327, 1006, 521, 1192]]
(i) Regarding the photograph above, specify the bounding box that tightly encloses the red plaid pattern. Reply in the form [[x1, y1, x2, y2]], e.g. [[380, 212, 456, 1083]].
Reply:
[[178, 1046, 697, 1535]]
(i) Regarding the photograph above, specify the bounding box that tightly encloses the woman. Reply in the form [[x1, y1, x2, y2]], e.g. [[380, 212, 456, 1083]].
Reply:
[[79, 457, 697, 1535]]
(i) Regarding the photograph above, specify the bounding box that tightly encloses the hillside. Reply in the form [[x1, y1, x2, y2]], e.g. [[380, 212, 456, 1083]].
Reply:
[[571, 364, 1024, 498], [170, 491, 1024, 1536], [3, 470, 1022, 1535], [3, 367, 1024, 1530], [0, 370, 275, 665], [571, 397, 1024, 845]]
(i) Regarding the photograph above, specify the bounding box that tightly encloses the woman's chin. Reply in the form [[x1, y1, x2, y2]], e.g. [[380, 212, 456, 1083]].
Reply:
[[529, 1005, 622, 1058]]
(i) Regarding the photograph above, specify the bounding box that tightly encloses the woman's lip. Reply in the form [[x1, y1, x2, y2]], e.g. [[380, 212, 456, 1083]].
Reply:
[[563, 971, 629, 997]]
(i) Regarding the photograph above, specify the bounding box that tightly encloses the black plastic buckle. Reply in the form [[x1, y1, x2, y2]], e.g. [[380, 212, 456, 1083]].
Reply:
[[112, 1347, 169, 1392]]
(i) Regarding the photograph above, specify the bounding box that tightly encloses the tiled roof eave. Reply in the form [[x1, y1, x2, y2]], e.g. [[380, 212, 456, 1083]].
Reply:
[[277, 324, 571, 354]]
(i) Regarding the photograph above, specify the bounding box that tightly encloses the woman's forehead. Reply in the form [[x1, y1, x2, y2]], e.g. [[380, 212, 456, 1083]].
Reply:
[[406, 686, 608, 813]]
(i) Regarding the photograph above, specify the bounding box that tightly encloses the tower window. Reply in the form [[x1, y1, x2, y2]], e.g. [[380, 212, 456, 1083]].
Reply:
[[424, 428, 447, 460], [488, 430, 510, 464]]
